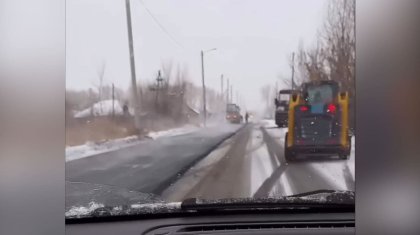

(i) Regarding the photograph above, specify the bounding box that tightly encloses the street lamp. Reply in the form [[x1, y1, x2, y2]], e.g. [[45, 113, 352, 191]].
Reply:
[[201, 48, 217, 126]]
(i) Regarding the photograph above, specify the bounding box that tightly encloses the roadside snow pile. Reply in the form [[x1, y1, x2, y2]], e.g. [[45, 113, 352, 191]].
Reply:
[[74, 99, 133, 118], [66, 135, 141, 162], [66, 125, 201, 162], [262, 119, 277, 128], [146, 125, 198, 139]]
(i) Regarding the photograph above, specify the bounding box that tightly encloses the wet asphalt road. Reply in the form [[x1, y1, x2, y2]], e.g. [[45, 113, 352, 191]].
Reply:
[[66, 123, 243, 195], [66, 121, 354, 203]]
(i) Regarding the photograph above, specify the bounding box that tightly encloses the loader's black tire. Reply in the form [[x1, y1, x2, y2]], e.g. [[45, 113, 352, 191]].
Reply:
[[339, 154, 349, 160], [347, 136, 352, 155], [277, 122, 287, 128], [339, 136, 352, 160], [284, 132, 296, 162], [285, 149, 296, 162]]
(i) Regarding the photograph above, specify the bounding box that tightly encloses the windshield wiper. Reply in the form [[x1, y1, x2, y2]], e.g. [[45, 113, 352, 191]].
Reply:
[[181, 190, 354, 212], [286, 189, 338, 197], [66, 190, 354, 221]]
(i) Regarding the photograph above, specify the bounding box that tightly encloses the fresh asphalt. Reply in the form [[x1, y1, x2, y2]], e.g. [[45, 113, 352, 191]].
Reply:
[[66, 121, 354, 203], [66, 123, 243, 195]]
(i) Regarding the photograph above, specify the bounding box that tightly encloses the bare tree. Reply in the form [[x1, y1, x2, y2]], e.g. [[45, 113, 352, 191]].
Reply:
[[321, 0, 355, 94], [92, 60, 107, 113], [321, 0, 356, 131], [184, 81, 201, 111], [279, 74, 292, 88], [101, 85, 112, 100], [304, 40, 329, 82], [291, 0, 355, 129], [66, 89, 98, 111], [161, 60, 173, 87], [279, 54, 295, 89], [291, 0, 355, 94], [281, 46, 313, 89]]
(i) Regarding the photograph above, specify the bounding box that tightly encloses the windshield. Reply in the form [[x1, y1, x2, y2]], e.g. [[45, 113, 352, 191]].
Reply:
[[279, 94, 290, 102], [66, 0, 355, 219], [226, 104, 240, 113], [306, 84, 334, 105]]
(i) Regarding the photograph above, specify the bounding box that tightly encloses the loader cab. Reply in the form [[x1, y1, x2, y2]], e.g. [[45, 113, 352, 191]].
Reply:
[[275, 90, 292, 107], [302, 81, 338, 106]]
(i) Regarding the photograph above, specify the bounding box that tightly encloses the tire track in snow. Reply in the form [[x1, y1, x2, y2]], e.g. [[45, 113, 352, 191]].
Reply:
[[255, 126, 350, 197]]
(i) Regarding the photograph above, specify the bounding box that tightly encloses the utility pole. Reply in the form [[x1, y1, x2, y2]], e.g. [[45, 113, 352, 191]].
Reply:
[[230, 85, 233, 104], [226, 78, 230, 104], [112, 83, 115, 119], [155, 70, 163, 113], [220, 74, 224, 112], [125, 0, 141, 131], [221, 74, 224, 101], [291, 52, 295, 90], [200, 50, 207, 126], [199, 48, 216, 125]]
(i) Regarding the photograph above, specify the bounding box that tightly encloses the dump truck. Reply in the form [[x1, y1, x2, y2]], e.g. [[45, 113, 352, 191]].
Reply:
[[274, 89, 294, 127], [226, 103, 242, 124]]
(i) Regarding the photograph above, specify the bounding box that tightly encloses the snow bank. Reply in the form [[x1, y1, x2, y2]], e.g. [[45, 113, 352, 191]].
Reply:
[[66, 135, 141, 162], [66, 125, 200, 162], [74, 99, 133, 118], [146, 125, 198, 139]]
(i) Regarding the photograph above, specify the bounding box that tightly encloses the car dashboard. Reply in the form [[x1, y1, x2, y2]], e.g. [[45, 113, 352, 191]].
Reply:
[[66, 211, 354, 235]]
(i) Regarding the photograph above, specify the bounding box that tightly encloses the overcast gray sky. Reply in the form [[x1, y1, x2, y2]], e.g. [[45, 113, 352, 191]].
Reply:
[[66, 0, 328, 112]]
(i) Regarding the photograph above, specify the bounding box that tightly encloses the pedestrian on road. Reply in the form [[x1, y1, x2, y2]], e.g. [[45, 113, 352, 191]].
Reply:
[[245, 112, 249, 123], [123, 103, 129, 115]]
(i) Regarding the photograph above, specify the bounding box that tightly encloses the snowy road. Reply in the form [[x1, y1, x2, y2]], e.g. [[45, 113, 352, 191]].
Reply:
[[66, 120, 355, 204], [162, 121, 355, 201]]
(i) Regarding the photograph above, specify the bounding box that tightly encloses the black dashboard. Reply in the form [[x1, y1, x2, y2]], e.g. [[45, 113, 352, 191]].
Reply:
[[66, 211, 354, 235]]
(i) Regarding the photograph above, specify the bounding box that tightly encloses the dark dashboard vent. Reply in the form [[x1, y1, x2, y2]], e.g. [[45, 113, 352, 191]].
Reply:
[[177, 221, 354, 232]]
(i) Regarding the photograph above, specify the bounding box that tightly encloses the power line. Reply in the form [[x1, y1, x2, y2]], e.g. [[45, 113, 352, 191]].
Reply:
[[136, 0, 185, 50]]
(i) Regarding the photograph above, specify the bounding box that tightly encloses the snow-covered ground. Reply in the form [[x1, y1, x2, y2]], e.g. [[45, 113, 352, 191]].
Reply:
[[145, 125, 198, 139], [66, 135, 141, 162], [248, 126, 291, 196], [260, 121, 355, 194], [309, 136, 355, 183], [261, 119, 278, 128], [248, 130, 279, 195], [74, 99, 134, 118], [66, 125, 199, 162]]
